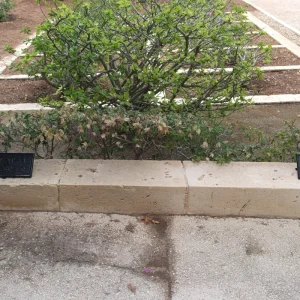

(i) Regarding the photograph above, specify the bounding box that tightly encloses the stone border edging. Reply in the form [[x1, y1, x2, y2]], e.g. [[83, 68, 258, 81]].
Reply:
[[0, 33, 36, 75], [2, 65, 300, 81], [1, 94, 300, 116], [0, 159, 299, 218], [247, 12, 300, 58]]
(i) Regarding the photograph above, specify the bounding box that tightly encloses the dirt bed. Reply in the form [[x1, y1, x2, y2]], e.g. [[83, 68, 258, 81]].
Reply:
[[257, 48, 300, 66], [0, 0, 48, 60], [228, 103, 300, 135], [250, 70, 300, 95], [0, 69, 299, 104], [249, 34, 279, 46], [228, 0, 256, 11], [0, 80, 55, 104]]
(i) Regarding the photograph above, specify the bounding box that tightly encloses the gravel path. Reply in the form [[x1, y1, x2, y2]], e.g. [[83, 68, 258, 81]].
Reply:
[[245, 0, 300, 33], [243, 0, 300, 46], [252, 10, 300, 47]]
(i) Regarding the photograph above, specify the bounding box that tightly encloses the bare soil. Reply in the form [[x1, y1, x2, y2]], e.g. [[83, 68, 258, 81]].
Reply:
[[0, 0, 48, 60], [249, 34, 279, 46], [250, 70, 300, 95], [0, 80, 55, 104], [1, 70, 299, 104], [257, 48, 300, 66], [228, 103, 300, 135], [229, 0, 256, 11]]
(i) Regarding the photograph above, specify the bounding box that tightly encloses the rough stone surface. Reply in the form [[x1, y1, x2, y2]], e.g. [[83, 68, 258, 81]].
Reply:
[[184, 161, 300, 218], [1, 212, 300, 299], [171, 216, 300, 300], [0, 160, 65, 211], [59, 160, 186, 214], [1, 159, 300, 217]]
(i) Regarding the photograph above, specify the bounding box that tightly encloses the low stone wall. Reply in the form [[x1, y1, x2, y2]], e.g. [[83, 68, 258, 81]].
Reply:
[[0, 159, 299, 218]]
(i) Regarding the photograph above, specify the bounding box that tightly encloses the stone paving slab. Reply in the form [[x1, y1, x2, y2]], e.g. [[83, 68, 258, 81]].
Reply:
[[170, 216, 300, 300], [1, 212, 300, 299], [0, 212, 170, 299]]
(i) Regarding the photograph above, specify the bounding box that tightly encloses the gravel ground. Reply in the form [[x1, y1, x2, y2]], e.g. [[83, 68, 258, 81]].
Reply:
[[251, 11, 300, 47]]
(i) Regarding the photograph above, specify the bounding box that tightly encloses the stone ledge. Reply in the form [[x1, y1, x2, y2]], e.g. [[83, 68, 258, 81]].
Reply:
[[0, 160, 65, 211], [59, 160, 186, 214], [0, 159, 299, 218], [183, 161, 300, 218]]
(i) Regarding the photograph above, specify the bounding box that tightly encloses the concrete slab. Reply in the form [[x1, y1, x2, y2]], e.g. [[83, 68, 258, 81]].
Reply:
[[0, 160, 65, 211], [59, 160, 186, 214], [183, 161, 300, 218], [2, 212, 300, 299], [0, 212, 170, 299], [170, 216, 300, 300]]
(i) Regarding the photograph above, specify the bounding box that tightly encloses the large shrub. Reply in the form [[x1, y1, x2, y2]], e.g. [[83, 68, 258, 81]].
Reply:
[[20, 0, 267, 112], [0, 0, 14, 22]]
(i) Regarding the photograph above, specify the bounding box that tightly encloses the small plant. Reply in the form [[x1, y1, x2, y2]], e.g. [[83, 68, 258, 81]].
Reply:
[[1, 107, 298, 162], [0, 0, 14, 22], [237, 121, 300, 162], [20, 26, 31, 35], [3, 43, 15, 54]]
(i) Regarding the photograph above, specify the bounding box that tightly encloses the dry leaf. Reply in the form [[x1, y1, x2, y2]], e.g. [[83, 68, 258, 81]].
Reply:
[[138, 216, 160, 225], [127, 283, 136, 294], [140, 216, 151, 224], [151, 220, 160, 224]]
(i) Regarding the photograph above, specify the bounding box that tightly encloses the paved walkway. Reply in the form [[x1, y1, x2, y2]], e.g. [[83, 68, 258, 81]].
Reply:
[[1, 212, 300, 299], [245, 0, 300, 34]]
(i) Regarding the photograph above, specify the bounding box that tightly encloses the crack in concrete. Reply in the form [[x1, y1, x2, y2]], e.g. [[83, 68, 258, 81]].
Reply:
[[165, 217, 175, 300], [239, 199, 251, 214]]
